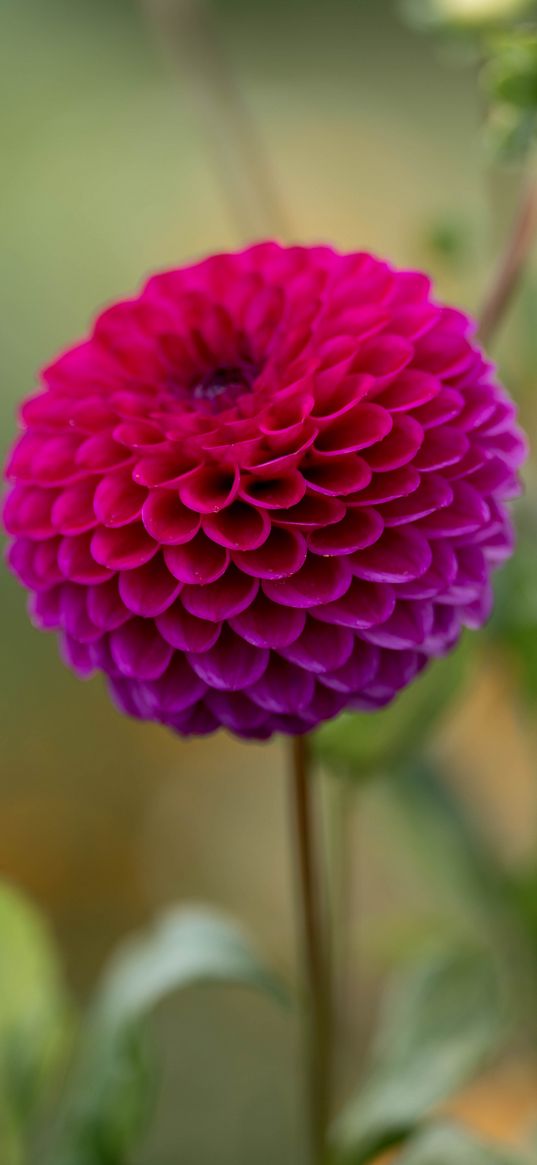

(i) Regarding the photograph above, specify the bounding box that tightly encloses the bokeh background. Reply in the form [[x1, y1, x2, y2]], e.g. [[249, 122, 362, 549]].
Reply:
[[2, 1, 537, 1162]]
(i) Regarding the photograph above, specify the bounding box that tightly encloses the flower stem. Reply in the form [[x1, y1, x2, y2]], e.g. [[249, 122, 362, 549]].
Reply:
[[478, 167, 537, 347], [290, 735, 332, 1165], [142, 0, 290, 240]]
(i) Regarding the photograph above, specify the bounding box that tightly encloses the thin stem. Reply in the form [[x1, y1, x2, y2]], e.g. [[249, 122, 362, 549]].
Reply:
[[290, 735, 332, 1165], [142, 0, 291, 240], [478, 167, 537, 347]]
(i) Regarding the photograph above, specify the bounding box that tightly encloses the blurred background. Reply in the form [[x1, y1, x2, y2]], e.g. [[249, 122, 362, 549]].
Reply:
[[2, 1, 537, 1163]]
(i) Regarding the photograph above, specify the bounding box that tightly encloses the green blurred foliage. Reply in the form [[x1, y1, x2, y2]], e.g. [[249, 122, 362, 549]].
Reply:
[[0, 885, 287, 1165], [482, 27, 537, 158], [394, 1122, 530, 1164], [0, 884, 72, 1165], [314, 642, 470, 778], [332, 943, 508, 1163], [402, 0, 536, 34], [488, 501, 537, 703]]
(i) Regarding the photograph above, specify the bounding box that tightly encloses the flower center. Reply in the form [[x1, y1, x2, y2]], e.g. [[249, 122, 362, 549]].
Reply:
[[191, 360, 258, 411]]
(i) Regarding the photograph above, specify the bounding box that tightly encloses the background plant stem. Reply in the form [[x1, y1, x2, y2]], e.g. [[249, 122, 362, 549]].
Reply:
[[290, 736, 332, 1165], [479, 165, 537, 347], [142, 0, 290, 240]]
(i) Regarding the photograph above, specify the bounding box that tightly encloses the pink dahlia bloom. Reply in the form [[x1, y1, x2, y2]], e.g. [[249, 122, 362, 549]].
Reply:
[[3, 244, 526, 739]]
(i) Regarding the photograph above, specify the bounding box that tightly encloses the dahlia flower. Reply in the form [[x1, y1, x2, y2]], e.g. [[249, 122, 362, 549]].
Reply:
[[3, 244, 526, 739]]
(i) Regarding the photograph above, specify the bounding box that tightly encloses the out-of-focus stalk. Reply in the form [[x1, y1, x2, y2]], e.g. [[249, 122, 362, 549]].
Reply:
[[141, 0, 290, 240], [479, 166, 537, 345], [290, 736, 333, 1165]]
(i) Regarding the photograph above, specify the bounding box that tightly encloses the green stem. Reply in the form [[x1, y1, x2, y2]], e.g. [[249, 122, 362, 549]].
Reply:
[[290, 735, 332, 1165]]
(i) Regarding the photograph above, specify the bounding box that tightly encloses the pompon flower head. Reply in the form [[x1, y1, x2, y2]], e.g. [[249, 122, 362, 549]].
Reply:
[[3, 243, 527, 739]]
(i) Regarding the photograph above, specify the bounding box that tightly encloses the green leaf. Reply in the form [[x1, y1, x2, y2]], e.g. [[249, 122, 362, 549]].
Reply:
[[401, 0, 534, 35], [395, 1122, 530, 1164], [53, 906, 288, 1165], [95, 905, 289, 1028], [331, 945, 507, 1165], [0, 881, 72, 1164], [382, 763, 537, 1048], [314, 645, 469, 780], [488, 505, 537, 704]]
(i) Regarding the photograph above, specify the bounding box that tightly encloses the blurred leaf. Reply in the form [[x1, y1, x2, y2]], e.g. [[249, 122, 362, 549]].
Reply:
[[424, 212, 473, 266], [331, 945, 507, 1164], [484, 29, 537, 109], [488, 506, 537, 702], [383, 762, 537, 1046], [94, 905, 289, 1028], [0, 881, 72, 1165], [314, 645, 470, 779], [53, 906, 289, 1165], [383, 762, 509, 919], [395, 1122, 530, 1164], [481, 27, 537, 159], [401, 0, 534, 35]]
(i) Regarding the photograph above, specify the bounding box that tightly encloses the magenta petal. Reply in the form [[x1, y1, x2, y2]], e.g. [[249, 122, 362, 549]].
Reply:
[[303, 684, 348, 724], [312, 577, 395, 629], [118, 555, 182, 616], [363, 647, 422, 700], [397, 541, 457, 600], [156, 601, 221, 652], [29, 585, 63, 630], [351, 527, 432, 583], [110, 619, 173, 679], [59, 584, 102, 642], [413, 426, 469, 472], [9, 537, 63, 590], [361, 600, 434, 649], [234, 528, 307, 579], [165, 702, 220, 737], [164, 532, 229, 584], [136, 656, 206, 716], [60, 633, 96, 677], [281, 620, 354, 673], [51, 481, 98, 535], [181, 566, 258, 621], [87, 577, 132, 630], [91, 523, 158, 571], [189, 626, 269, 690], [272, 493, 346, 529], [141, 489, 200, 544], [59, 533, 114, 584], [240, 471, 306, 510], [349, 465, 420, 506], [3, 485, 56, 539], [230, 591, 306, 648], [301, 453, 372, 497], [364, 415, 424, 472], [320, 639, 379, 694], [202, 501, 270, 550], [376, 369, 440, 411], [263, 555, 352, 608], [417, 481, 489, 538], [309, 507, 384, 555], [249, 655, 315, 714], [205, 690, 267, 734], [93, 471, 147, 527], [179, 464, 240, 513], [380, 474, 453, 526], [314, 402, 392, 455]]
